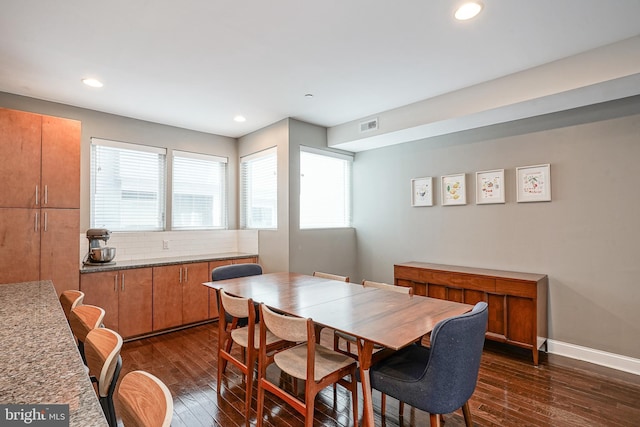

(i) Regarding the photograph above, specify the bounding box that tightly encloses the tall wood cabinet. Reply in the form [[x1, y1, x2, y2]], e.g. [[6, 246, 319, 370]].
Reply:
[[395, 262, 548, 365], [0, 108, 80, 295]]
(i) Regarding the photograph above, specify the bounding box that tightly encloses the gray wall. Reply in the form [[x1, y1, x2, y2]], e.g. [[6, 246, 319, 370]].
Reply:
[[0, 92, 237, 231], [238, 119, 291, 273], [288, 119, 358, 279], [353, 96, 640, 359]]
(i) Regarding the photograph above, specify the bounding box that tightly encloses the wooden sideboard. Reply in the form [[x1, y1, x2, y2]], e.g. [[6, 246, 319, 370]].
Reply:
[[394, 261, 548, 365]]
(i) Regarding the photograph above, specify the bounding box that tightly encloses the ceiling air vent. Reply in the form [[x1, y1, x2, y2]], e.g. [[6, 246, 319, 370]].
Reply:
[[359, 117, 378, 133]]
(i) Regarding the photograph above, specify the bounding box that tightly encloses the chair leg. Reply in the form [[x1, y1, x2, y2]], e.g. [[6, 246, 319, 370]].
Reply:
[[429, 413, 442, 427], [399, 401, 404, 419], [245, 349, 255, 417], [462, 402, 473, 427], [256, 379, 265, 427], [381, 393, 386, 417]]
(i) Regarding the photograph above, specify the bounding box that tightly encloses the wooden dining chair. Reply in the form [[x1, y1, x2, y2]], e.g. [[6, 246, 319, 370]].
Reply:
[[117, 370, 173, 427], [256, 303, 358, 427], [217, 289, 289, 421], [69, 304, 106, 364], [84, 327, 123, 427], [59, 290, 84, 321], [312, 271, 349, 342], [312, 271, 350, 282]]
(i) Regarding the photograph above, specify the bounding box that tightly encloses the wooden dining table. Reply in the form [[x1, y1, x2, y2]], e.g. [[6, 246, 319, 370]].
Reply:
[[203, 272, 472, 427]]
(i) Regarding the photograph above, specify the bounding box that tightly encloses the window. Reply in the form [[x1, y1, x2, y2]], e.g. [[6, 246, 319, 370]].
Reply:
[[172, 151, 227, 230], [300, 146, 352, 229], [240, 147, 277, 229], [90, 138, 166, 231]]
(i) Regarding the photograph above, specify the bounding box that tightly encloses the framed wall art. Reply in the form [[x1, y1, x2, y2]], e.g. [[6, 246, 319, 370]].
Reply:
[[516, 164, 551, 202], [441, 173, 466, 206], [476, 169, 505, 204], [411, 176, 434, 206]]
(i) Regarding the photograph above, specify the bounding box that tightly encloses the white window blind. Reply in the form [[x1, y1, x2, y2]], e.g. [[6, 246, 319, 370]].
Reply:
[[90, 138, 167, 231], [300, 146, 352, 229], [172, 150, 227, 230], [240, 147, 277, 229]]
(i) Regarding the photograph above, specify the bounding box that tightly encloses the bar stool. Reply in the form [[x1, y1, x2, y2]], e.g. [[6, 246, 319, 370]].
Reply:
[[59, 290, 84, 321], [85, 328, 123, 427], [118, 370, 173, 427], [69, 305, 105, 364]]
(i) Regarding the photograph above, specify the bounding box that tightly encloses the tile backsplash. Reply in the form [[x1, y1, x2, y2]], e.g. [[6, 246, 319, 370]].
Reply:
[[79, 230, 258, 265]]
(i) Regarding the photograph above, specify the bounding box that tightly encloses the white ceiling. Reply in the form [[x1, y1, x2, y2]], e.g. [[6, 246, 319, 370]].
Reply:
[[2, 0, 640, 143]]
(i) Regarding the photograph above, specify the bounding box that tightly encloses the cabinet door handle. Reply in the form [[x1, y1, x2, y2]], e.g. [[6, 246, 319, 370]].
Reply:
[[185, 267, 188, 282], [35, 185, 39, 206], [121, 274, 125, 291], [114, 274, 118, 292], [179, 267, 182, 283], [34, 212, 39, 232], [43, 211, 48, 232], [44, 185, 48, 205]]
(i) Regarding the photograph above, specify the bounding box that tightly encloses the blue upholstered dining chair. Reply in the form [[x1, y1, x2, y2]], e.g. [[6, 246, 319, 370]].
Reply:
[[211, 263, 263, 281], [368, 301, 488, 427], [211, 263, 263, 327]]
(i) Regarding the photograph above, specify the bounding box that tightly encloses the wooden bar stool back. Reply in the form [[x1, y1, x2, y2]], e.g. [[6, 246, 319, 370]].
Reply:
[[85, 328, 123, 427], [118, 370, 173, 427], [69, 305, 105, 363], [59, 290, 84, 321]]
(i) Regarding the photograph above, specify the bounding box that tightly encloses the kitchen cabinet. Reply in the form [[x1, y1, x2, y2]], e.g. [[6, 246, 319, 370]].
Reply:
[[207, 256, 258, 319], [394, 262, 548, 365], [0, 108, 80, 295], [153, 262, 210, 331], [80, 267, 153, 339]]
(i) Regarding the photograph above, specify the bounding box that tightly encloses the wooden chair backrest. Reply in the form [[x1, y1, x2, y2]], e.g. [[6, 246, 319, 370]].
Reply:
[[69, 305, 105, 343], [362, 280, 414, 295], [59, 290, 84, 320], [219, 289, 251, 319], [118, 370, 173, 427], [313, 271, 350, 282], [84, 328, 123, 397]]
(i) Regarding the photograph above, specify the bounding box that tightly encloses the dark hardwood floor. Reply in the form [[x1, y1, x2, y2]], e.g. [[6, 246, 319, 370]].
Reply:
[[114, 322, 640, 426]]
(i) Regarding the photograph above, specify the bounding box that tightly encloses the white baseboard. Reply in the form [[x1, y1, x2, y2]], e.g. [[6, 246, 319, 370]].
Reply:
[[547, 339, 640, 376]]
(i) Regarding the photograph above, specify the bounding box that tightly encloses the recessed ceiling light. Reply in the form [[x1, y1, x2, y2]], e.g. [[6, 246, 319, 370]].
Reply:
[[233, 115, 246, 123], [304, 93, 314, 98], [455, 2, 483, 20], [82, 78, 103, 88]]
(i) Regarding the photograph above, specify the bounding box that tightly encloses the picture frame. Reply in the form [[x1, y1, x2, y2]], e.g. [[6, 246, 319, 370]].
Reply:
[[476, 169, 505, 204], [516, 164, 551, 202], [441, 173, 466, 206], [411, 176, 434, 206]]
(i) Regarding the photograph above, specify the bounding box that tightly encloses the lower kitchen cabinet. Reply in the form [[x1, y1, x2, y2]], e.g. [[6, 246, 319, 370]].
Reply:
[[80, 267, 153, 339], [153, 262, 210, 331], [80, 256, 259, 339]]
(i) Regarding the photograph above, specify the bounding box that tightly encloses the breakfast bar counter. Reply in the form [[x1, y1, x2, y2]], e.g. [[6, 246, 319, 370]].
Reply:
[[0, 280, 108, 426]]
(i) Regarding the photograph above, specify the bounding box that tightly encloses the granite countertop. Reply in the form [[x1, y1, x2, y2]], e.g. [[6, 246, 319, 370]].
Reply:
[[0, 280, 108, 426], [80, 251, 258, 273]]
